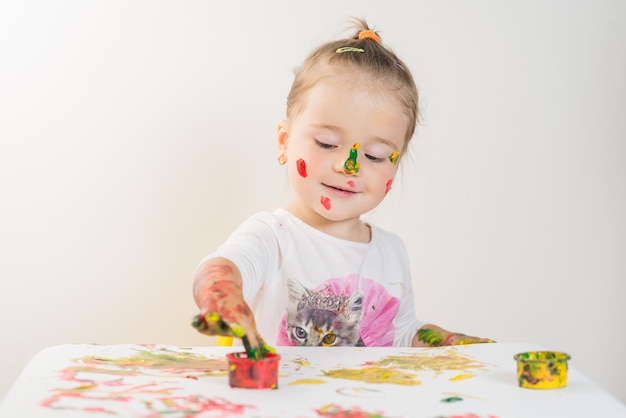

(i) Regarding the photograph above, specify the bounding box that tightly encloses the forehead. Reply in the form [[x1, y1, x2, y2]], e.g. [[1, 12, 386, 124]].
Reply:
[[294, 74, 409, 149]]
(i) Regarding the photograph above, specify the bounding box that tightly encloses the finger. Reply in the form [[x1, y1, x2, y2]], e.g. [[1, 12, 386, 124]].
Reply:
[[191, 313, 234, 337]]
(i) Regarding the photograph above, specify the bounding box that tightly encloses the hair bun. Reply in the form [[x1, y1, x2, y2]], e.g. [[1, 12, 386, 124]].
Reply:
[[358, 29, 381, 44]]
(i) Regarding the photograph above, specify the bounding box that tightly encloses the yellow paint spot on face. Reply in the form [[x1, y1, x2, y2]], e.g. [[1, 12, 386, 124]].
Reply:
[[288, 379, 327, 386], [371, 112, 394, 126], [449, 373, 475, 381]]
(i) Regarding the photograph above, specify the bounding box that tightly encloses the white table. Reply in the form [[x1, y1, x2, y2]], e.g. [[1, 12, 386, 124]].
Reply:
[[1, 342, 624, 417]]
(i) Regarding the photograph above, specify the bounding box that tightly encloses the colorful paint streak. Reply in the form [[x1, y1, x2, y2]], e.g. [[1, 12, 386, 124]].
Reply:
[[297, 158, 308, 177], [79, 348, 227, 373], [38, 347, 256, 416], [316, 403, 385, 418], [368, 350, 487, 376], [321, 196, 331, 210], [322, 366, 421, 386]]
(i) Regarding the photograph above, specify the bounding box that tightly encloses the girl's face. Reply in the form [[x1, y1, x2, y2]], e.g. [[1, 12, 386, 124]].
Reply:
[[278, 74, 409, 235]]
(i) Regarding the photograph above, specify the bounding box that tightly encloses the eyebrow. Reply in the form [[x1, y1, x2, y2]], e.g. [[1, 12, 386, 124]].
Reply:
[[310, 123, 401, 150]]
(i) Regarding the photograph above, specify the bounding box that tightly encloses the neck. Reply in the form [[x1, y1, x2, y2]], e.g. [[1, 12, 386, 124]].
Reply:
[[284, 204, 371, 243]]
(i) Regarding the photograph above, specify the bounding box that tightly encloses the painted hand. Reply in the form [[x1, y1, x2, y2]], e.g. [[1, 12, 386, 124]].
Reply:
[[416, 327, 496, 347], [193, 279, 275, 359], [191, 312, 275, 359]]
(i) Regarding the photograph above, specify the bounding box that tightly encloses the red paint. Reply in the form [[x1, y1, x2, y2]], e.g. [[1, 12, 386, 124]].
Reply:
[[296, 158, 307, 177], [320, 196, 331, 210], [347, 180, 355, 188], [385, 179, 393, 195], [227, 352, 281, 389]]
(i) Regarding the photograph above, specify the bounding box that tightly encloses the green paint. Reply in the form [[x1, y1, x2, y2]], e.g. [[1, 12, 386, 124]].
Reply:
[[417, 328, 444, 347], [441, 396, 463, 403], [343, 143, 360, 174], [335, 47, 365, 54], [229, 323, 245, 338], [192, 313, 275, 360]]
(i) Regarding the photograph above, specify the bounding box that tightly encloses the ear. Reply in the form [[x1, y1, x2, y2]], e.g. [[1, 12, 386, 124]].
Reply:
[[277, 119, 289, 156]]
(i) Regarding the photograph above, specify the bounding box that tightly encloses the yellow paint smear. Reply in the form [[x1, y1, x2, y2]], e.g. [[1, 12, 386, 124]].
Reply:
[[288, 379, 327, 386], [322, 366, 421, 386], [449, 373, 475, 381]]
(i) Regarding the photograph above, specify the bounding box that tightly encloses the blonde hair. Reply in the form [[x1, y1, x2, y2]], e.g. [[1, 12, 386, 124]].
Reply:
[[286, 18, 419, 148]]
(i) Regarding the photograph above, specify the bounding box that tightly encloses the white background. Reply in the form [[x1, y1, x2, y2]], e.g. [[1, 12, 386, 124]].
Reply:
[[1, 0, 624, 404]]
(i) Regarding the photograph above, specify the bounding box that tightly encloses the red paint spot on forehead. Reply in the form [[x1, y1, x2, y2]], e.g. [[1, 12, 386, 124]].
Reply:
[[320, 196, 331, 211], [296, 158, 307, 178]]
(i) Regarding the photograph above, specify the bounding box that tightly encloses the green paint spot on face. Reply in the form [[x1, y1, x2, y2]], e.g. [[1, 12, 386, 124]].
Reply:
[[343, 143, 360, 174]]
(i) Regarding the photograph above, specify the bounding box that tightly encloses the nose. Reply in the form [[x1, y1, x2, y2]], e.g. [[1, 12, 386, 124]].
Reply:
[[342, 143, 360, 175]]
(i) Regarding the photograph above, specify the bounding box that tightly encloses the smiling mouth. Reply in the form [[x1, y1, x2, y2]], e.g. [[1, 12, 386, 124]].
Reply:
[[323, 184, 357, 196]]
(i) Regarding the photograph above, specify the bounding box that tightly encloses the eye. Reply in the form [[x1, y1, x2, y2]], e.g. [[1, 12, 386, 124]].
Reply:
[[315, 139, 337, 150], [322, 331, 336, 346], [295, 327, 307, 339], [365, 154, 386, 163]]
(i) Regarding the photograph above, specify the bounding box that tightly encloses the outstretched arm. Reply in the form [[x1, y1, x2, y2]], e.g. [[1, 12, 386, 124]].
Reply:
[[192, 257, 273, 358], [412, 324, 495, 347]]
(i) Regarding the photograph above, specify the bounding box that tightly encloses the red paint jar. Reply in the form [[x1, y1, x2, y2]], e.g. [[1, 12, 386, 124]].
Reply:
[[226, 352, 281, 389]]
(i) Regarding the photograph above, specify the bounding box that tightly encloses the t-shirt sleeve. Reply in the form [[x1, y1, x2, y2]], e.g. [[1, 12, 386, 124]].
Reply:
[[197, 213, 282, 301]]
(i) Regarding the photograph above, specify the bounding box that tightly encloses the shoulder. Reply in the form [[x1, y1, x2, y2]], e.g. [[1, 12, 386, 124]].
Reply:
[[370, 224, 406, 248], [241, 209, 294, 229], [228, 209, 294, 242]]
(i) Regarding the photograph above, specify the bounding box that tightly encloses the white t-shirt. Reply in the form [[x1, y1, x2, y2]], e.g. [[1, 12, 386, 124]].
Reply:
[[201, 208, 425, 347]]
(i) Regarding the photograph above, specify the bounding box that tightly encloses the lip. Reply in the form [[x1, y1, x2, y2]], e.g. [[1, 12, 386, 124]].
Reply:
[[323, 184, 358, 198]]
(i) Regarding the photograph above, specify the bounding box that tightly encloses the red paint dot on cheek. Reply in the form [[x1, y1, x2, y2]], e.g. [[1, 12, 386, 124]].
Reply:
[[296, 158, 307, 178], [385, 179, 393, 195], [320, 196, 331, 211]]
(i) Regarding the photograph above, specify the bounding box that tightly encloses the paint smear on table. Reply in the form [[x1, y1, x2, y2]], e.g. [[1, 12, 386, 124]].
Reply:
[[39, 346, 246, 416], [372, 349, 488, 376], [449, 373, 476, 381], [288, 378, 327, 386], [336, 387, 382, 398], [321, 349, 487, 387], [79, 347, 228, 374], [316, 402, 386, 418], [322, 366, 421, 385]]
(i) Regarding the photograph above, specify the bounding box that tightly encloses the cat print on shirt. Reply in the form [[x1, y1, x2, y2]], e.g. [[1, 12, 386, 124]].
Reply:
[[284, 277, 365, 346], [277, 275, 401, 347]]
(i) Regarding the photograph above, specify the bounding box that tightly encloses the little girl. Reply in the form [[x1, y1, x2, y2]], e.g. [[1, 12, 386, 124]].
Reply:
[[193, 19, 492, 355]]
